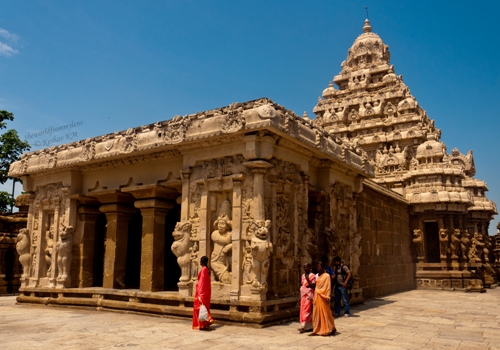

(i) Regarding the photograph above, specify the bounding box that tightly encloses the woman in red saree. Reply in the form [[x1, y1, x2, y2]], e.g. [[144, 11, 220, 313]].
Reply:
[[311, 262, 336, 336], [298, 263, 316, 333], [192, 256, 214, 330]]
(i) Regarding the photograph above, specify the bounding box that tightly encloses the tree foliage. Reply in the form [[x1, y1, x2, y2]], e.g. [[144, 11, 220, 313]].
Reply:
[[0, 110, 30, 184], [0, 110, 30, 213], [0, 191, 16, 213]]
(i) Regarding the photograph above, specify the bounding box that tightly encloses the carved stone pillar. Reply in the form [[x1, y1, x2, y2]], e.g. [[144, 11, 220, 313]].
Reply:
[[244, 160, 271, 221], [244, 160, 273, 300], [77, 204, 100, 288], [122, 184, 178, 292], [90, 190, 136, 289], [100, 203, 135, 289], [135, 199, 172, 291], [230, 175, 244, 300]]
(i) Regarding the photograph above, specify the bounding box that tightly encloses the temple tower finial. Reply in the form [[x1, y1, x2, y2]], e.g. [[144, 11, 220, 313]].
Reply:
[[363, 6, 372, 33]]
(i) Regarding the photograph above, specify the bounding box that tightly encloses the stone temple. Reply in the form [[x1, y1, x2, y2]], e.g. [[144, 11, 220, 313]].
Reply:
[[8, 20, 499, 325]]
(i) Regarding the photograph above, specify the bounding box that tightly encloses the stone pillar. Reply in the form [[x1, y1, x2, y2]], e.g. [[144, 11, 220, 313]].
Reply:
[[244, 161, 271, 221], [244, 160, 272, 300], [77, 204, 101, 288], [122, 184, 178, 292], [100, 203, 135, 289], [135, 199, 172, 292], [230, 175, 244, 300]]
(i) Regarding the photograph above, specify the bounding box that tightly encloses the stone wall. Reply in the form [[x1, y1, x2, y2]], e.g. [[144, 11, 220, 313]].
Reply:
[[357, 181, 415, 299]]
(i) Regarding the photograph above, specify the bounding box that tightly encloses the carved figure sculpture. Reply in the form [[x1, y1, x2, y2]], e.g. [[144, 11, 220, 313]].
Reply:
[[56, 226, 73, 281], [450, 229, 461, 259], [412, 229, 424, 258], [171, 221, 192, 283], [210, 215, 232, 284], [190, 242, 199, 281], [469, 232, 484, 263], [439, 228, 449, 258], [44, 224, 55, 276], [243, 242, 254, 284], [16, 228, 31, 278], [461, 230, 471, 261], [484, 236, 492, 263], [249, 219, 272, 291], [477, 234, 487, 263]]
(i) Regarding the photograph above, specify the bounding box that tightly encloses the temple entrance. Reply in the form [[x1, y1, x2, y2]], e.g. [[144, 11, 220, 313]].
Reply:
[[125, 210, 142, 289], [92, 213, 107, 287], [164, 204, 181, 291], [424, 221, 440, 263]]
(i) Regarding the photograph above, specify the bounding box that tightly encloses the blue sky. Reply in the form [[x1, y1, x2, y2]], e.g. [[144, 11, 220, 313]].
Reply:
[[0, 1, 499, 233]]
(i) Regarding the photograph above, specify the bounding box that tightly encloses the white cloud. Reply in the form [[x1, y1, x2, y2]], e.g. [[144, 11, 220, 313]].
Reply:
[[0, 42, 18, 56], [0, 28, 20, 57], [0, 29, 19, 43]]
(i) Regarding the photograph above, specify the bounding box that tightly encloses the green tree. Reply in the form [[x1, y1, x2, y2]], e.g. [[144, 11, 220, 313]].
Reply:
[[0, 110, 30, 213]]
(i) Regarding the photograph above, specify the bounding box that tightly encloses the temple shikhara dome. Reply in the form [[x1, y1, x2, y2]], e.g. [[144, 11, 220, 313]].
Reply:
[[5, 17, 499, 323], [313, 19, 497, 289]]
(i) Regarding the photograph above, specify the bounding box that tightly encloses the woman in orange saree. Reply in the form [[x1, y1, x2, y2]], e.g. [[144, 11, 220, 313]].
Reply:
[[312, 262, 336, 336], [192, 256, 214, 330], [298, 263, 316, 333]]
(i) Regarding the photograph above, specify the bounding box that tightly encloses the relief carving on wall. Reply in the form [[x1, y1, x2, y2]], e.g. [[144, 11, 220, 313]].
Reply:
[[210, 200, 233, 284], [163, 116, 187, 144], [56, 226, 73, 282], [221, 103, 245, 133], [119, 128, 138, 154]]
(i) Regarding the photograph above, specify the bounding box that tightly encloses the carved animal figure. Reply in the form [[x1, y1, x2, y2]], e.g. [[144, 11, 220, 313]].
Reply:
[[249, 219, 272, 291], [460, 230, 471, 261], [56, 226, 73, 281], [450, 229, 461, 259], [438, 228, 449, 258], [171, 221, 192, 283], [16, 228, 31, 277], [412, 229, 424, 258]]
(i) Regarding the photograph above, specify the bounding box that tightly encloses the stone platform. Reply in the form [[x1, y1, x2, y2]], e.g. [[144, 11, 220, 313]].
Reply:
[[2, 288, 500, 349], [17, 287, 299, 327]]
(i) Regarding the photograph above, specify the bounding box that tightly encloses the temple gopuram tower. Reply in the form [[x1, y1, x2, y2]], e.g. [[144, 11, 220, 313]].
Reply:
[[313, 19, 497, 291]]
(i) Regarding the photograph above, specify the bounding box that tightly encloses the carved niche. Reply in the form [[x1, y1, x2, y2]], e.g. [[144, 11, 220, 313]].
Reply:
[[210, 200, 233, 284], [29, 182, 71, 285]]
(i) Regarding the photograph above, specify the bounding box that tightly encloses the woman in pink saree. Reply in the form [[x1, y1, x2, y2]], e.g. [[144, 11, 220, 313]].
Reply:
[[192, 256, 214, 330], [298, 263, 316, 333]]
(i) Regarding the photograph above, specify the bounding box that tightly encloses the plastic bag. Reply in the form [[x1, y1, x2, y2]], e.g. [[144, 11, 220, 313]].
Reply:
[[198, 303, 209, 322]]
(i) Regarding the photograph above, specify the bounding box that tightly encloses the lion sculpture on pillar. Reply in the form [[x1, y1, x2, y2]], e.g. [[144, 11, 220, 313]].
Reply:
[[171, 221, 192, 283], [249, 219, 272, 292], [16, 228, 31, 278], [439, 228, 449, 258]]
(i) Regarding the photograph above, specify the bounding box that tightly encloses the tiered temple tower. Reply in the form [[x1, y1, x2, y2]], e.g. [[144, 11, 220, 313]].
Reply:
[[312, 19, 497, 290]]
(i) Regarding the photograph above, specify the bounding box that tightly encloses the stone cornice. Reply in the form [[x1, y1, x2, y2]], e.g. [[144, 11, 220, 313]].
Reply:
[[9, 98, 374, 179]]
